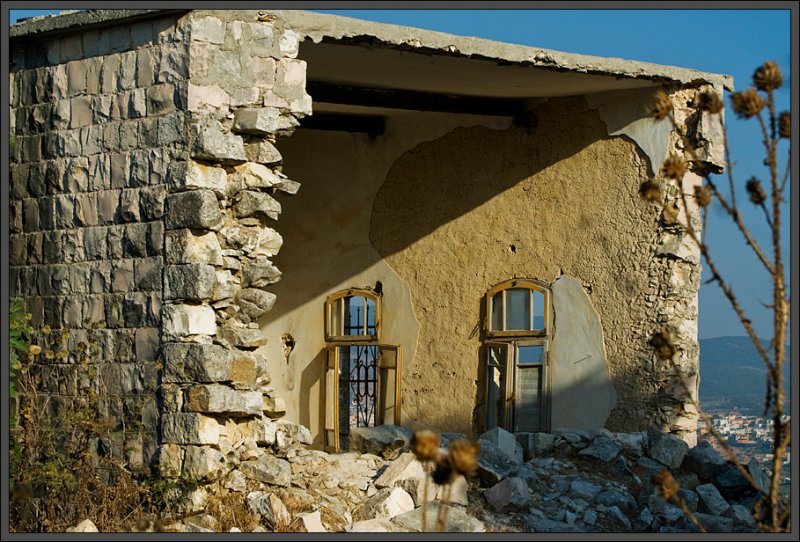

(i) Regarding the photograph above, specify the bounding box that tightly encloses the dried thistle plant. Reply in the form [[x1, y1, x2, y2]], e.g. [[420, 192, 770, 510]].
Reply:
[[642, 60, 791, 533], [411, 430, 440, 531]]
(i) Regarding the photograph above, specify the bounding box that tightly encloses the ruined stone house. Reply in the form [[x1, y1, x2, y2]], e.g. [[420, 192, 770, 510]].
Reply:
[[8, 9, 730, 479]]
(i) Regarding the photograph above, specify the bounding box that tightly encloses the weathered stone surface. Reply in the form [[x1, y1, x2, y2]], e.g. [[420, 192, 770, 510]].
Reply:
[[162, 413, 220, 445], [615, 431, 647, 457], [191, 16, 225, 44], [165, 190, 222, 230], [294, 511, 327, 533], [247, 491, 291, 530], [233, 190, 281, 220], [233, 107, 281, 135], [695, 483, 730, 516], [241, 257, 282, 288], [162, 303, 216, 338], [746, 458, 770, 493], [245, 140, 282, 164], [182, 445, 228, 482], [186, 384, 263, 416], [596, 489, 637, 511], [192, 118, 246, 164], [569, 478, 602, 501], [517, 432, 554, 460], [647, 494, 686, 524], [485, 476, 530, 512], [683, 441, 726, 481], [155, 443, 183, 477], [163, 342, 240, 383], [177, 160, 228, 195], [236, 288, 277, 320], [239, 454, 291, 486], [480, 427, 523, 463], [218, 224, 283, 257], [274, 175, 301, 195], [434, 473, 469, 506], [392, 502, 485, 533], [677, 488, 698, 511], [165, 264, 216, 300], [221, 324, 269, 349], [349, 425, 412, 456], [728, 504, 756, 527], [578, 435, 623, 462], [263, 396, 286, 418], [363, 487, 415, 520], [647, 427, 689, 469], [477, 438, 520, 487], [166, 229, 223, 265], [375, 452, 425, 489], [231, 162, 280, 189]]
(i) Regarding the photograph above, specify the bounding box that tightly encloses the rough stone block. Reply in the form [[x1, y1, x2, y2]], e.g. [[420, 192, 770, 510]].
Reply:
[[157, 112, 184, 146], [183, 445, 228, 482], [363, 487, 414, 520], [233, 108, 280, 135], [244, 140, 282, 165], [221, 324, 269, 349], [163, 342, 233, 382], [236, 288, 277, 319], [647, 427, 689, 469], [138, 186, 166, 221], [165, 229, 223, 265], [162, 413, 220, 445], [696, 483, 731, 516], [155, 443, 184, 477], [187, 82, 231, 111], [186, 384, 263, 416], [122, 223, 150, 258], [240, 454, 291, 486], [135, 327, 160, 363], [191, 117, 246, 164], [164, 190, 222, 230], [262, 396, 286, 418], [231, 162, 280, 190], [485, 477, 530, 513], [173, 160, 227, 195], [163, 303, 216, 338], [147, 83, 176, 116], [165, 264, 216, 300], [233, 190, 281, 220], [190, 16, 226, 44]]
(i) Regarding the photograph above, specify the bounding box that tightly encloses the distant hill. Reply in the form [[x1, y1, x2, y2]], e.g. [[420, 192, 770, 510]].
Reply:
[[699, 336, 791, 415]]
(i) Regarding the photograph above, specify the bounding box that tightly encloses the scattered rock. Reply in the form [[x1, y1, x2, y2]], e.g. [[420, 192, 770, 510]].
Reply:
[[578, 435, 623, 462], [239, 454, 291, 486], [683, 441, 726, 481], [349, 425, 412, 456], [67, 519, 99, 532], [484, 476, 530, 512], [647, 428, 689, 470], [362, 487, 415, 520], [476, 438, 520, 487], [695, 483, 731, 516], [480, 427, 523, 463], [392, 502, 485, 533]]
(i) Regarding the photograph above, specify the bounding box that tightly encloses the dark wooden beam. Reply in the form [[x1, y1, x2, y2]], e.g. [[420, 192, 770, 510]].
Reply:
[[307, 81, 524, 117], [299, 112, 385, 135]]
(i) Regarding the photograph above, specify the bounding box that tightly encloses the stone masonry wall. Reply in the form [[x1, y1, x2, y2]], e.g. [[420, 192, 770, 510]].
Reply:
[[10, 13, 188, 468], [151, 9, 312, 490], [9, 9, 312, 487]]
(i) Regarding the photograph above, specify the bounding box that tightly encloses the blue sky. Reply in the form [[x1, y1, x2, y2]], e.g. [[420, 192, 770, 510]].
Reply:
[[8, 8, 793, 340]]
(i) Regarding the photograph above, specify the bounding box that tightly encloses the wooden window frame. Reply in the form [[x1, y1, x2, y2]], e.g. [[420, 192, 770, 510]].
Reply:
[[324, 288, 381, 343], [485, 278, 550, 339]]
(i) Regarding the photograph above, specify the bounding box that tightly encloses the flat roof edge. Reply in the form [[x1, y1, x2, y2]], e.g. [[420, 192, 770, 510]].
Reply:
[[9, 8, 733, 91], [9, 9, 190, 40]]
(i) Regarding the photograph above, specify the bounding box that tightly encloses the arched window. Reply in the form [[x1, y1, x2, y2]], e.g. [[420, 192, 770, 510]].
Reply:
[[484, 279, 551, 433], [322, 288, 401, 452]]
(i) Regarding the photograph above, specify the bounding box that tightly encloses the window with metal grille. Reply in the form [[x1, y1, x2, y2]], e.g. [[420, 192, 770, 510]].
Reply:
[[322, 288, 401, 452]]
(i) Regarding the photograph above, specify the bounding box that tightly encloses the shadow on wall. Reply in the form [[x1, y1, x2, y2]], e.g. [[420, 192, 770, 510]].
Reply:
[[267, 95, 609, 325]]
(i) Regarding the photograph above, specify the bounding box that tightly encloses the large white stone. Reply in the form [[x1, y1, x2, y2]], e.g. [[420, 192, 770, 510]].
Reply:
[[362, 487, 414, 520], [191, 16, 226, 44], [232, 162, 281, 189], [182, 445, 228, 481], [163, 303, 217, 338], [166, 229, 223, 265], [374, 452, 425, 489], [182, 160, 228, 195], [186, 384, 263, 416], [295, 511, 326, 533], [435, 474, 469, 506], [67, 519, 99, 532]]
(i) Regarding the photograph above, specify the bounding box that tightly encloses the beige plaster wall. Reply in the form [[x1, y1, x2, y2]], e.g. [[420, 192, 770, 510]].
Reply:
[[266, 94, 685, 445]]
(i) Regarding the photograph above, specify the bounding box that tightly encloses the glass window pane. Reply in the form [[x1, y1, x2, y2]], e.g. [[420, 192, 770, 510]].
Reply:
[[533, 289, 546, 330], [506, 288, 531, 330], [518, 344, 544, 365], [515, 366, 542, 432], [490, 292, 503, 331], [344, 295, 366, 336], [366, 297, 377, 335]]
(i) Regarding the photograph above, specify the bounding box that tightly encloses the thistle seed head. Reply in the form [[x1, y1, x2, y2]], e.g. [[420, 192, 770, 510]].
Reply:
[[653, 470, 680, 501], [746, 177, 767, 205], [661, 153, 688, 181], [411, 430, 441, 462], [648, 90, 673, 120], [447, 439, 480, 476], [639, 180, 663, 203], [694, 184, 712, 208], [730, 89, 765, 119], [752, 61, 783, 92], [695, 90, 724, 114], [431, 451, 455, 485]]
